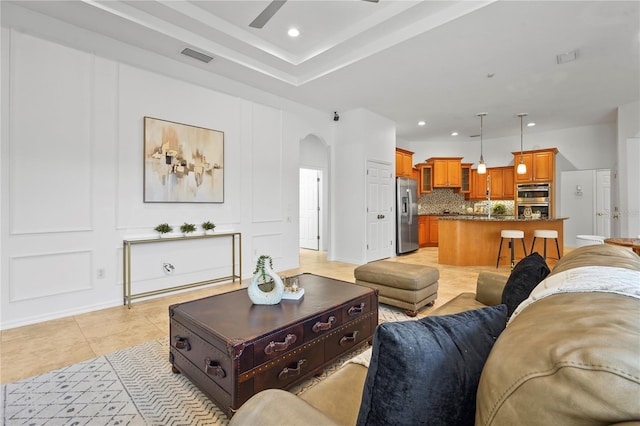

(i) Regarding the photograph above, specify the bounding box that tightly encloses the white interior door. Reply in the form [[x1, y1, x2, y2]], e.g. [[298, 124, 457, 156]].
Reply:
[[299, 168, 320, 250], [596, 169, 611, 238], [366, 161, 393, 262]]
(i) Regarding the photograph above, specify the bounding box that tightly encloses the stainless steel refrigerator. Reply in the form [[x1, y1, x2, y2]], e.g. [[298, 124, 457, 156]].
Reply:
[[396, 177, 419, 254]]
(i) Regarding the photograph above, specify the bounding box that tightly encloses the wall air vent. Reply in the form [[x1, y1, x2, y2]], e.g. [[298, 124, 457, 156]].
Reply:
[[181, 48, 214, 63]]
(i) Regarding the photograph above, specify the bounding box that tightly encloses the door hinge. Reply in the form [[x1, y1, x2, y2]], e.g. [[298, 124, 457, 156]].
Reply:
[[317, 235, 320, 240]]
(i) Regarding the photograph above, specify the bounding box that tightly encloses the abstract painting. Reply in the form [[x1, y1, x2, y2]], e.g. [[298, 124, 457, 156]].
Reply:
[[143, 116, 224, 203]]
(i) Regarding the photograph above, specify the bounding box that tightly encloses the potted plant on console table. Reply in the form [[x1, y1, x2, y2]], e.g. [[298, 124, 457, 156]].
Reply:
[[154, 223, 173, 238]]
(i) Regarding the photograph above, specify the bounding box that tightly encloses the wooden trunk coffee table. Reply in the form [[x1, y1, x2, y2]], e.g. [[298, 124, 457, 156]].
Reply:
[[169, 273, 378, 418]]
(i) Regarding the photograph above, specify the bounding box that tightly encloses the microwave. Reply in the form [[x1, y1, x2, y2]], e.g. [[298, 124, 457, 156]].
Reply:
[[516, 183, 550, 203]]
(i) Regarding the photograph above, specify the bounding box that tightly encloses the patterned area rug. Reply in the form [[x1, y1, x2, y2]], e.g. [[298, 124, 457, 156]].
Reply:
[[1, 305, 422, 425]]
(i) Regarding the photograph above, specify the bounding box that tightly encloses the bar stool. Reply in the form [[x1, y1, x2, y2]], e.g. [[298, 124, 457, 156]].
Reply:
[[496, 230, 527, 269], [531, 229, 561, 260]]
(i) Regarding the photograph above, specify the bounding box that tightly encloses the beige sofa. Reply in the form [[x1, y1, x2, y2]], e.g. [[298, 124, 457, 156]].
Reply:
[[230, 244, 640, 426]]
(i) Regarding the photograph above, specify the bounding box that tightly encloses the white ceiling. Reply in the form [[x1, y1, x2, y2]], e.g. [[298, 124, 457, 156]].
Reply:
[[9, 0, 640, 143]]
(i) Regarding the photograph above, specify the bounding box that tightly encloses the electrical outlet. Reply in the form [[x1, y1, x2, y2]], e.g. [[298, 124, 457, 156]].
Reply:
[[97, 268, 106, 279]]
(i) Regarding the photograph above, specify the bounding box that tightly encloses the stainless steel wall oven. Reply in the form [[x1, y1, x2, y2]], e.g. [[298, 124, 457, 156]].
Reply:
[[516, 183, 551, 218]]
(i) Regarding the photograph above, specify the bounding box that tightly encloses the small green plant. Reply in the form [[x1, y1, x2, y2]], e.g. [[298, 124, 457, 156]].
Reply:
[[492, 203, 507, 215], [180, 222, 197, 234], [154, 223, 173, 234], [202, 221, 216, 231], [253, 255, 274, 290]]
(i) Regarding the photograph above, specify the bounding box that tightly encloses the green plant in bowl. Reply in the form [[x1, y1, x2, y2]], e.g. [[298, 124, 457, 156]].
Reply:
[[492, 203, 507, 215]]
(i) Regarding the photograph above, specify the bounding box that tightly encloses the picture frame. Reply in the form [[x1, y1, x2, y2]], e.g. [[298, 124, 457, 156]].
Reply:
[[143, 116, 224, 203]]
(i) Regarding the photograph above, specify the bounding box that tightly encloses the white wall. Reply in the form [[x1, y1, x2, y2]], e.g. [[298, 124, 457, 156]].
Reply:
[[617, 101, 640, 237], [560, 170, 596, 246], [331, 109, 395, 264], [0, 22, 337, 328], [406, 123, 616, 171]]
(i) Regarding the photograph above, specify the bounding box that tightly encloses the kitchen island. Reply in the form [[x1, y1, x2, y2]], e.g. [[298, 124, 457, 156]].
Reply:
[[438, 216, 568, 267]]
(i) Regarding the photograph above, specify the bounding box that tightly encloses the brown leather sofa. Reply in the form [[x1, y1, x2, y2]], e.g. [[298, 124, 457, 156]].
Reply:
[[230, 244, 640, 426]]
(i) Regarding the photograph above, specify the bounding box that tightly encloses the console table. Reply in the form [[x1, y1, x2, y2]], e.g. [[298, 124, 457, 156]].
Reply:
[[123, 232, 242, 308]]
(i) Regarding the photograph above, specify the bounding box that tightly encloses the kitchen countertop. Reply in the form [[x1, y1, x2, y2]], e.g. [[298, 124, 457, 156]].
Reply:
[[436, 216, 568, 221]]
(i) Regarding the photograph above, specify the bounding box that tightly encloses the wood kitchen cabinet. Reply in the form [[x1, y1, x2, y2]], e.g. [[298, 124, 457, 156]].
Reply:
[[513, 148, 558, 183], [502, 166, 514, 198], [418, 216, 429, 247], [455, 163, 472, 194], [395, 148, 414, 178], [412, 167, 420, 181], [487, 166, 515, 199], [469, 168, 488, 200], [417, 163, 433, 193], [426, 157, 462, 188], [468, 167, 513, 200], [418, 215, 440, 247], [428, 216, 440, 246], [489, 167, 504, 198]]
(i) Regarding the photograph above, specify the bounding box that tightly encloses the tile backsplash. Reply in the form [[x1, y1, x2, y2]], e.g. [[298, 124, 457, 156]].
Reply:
[[418, 188, 514, 215]]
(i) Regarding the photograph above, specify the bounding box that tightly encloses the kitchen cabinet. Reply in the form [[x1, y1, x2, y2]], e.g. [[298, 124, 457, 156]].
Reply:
[[469, 168, 488, 200], [487, 166, 515, 199], [395, 148, 414, 178], [513, 148, 558, 183], [468, 167, 513, 200], [418, 216, 429, 247], [489, 168, 504, 198], [428, 216, 440, 245], [417, 163, 432, 193], [426, 157, 462, 188], [503, 166, 514, 198], [418, 216, 440, 247], [455, 163, 472, 194], [412, 167, 420, 181]]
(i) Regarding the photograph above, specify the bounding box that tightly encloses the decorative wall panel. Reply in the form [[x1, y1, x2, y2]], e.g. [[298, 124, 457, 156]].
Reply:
[[10, 251, 92, 302], [251, 104, 283, 223], [9, 31, 92, 234]]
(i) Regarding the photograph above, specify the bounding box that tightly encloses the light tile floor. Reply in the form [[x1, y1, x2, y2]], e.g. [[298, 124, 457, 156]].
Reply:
[[1, 247, 559, 384]]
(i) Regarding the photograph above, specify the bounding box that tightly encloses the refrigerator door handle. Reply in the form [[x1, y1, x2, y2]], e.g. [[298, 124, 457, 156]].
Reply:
[[407, 188, 413, 225]]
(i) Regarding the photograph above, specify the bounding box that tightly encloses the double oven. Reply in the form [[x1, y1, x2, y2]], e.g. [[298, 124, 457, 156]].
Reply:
[[516, 183, 551, 218]]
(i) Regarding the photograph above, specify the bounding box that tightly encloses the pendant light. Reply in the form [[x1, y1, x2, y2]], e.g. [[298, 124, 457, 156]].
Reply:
[[476, 112, 487, 174], [516, 113, 528, 175]]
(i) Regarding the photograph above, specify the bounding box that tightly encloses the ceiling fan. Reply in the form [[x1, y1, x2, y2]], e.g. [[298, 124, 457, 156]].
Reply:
[[249, 0, 379, 29]]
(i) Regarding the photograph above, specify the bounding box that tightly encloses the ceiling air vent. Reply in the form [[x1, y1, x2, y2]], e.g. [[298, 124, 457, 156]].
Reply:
[[181, 48, 214, 64]]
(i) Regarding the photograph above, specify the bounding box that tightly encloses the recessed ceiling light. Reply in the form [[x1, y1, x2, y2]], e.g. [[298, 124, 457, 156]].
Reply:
[[451, 132, 459, 136], [418, 121, 426, 126], [288, 28, 300, 37], [527, 122, 536, 127]]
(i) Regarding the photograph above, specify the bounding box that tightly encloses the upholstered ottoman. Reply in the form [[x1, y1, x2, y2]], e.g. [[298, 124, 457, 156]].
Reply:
[[354, 261, 438, 316]]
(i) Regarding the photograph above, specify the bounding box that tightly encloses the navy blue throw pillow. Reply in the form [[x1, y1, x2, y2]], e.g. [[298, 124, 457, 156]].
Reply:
[[356, 304, 508, 426], [501, 252, 550, 317]]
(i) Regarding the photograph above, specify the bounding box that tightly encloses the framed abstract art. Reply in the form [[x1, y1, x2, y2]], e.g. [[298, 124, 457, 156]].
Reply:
[[143, 116, 224, 203]]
